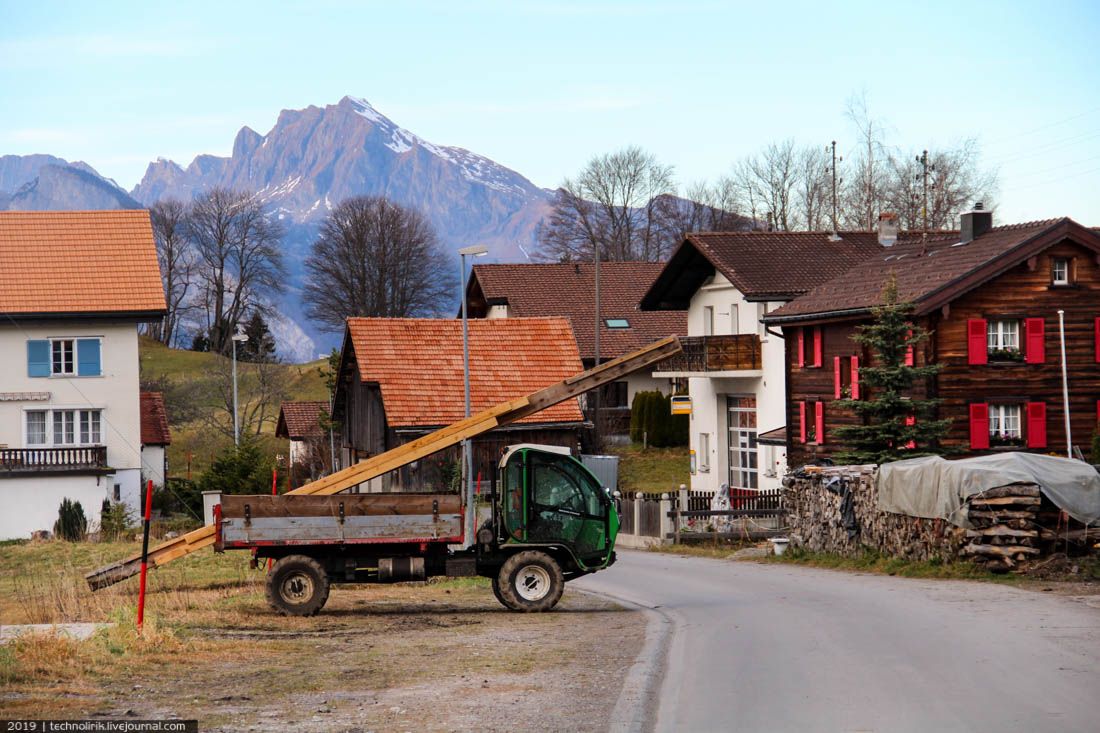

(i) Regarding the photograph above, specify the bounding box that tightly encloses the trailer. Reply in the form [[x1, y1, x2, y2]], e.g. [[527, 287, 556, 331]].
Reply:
[[86, 336, 682, 612]]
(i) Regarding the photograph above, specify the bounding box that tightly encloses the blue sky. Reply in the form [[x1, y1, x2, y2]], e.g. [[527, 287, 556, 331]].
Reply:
[[2, 0, 1099, 223]]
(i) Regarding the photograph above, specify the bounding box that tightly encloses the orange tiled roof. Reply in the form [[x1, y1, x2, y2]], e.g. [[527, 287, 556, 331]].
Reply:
[[0, 210, 166, 316], [345, 317, 586, 428], [140, 392, 171, 446], [276, 401, 329, 440]]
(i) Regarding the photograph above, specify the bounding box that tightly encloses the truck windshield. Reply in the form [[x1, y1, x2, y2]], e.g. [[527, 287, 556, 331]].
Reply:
[[530, 454, 605, 517]]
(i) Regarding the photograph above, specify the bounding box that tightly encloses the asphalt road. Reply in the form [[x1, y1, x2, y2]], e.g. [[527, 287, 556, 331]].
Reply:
[[574, 550, 1100, 733]]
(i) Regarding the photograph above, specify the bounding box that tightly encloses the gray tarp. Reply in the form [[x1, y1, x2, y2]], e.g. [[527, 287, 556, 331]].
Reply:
[[877, 453, 1100, 528]]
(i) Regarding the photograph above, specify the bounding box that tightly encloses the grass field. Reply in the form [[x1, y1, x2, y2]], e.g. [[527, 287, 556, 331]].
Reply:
[[609, 443, 690, 494], [139, 337, 329, 477]]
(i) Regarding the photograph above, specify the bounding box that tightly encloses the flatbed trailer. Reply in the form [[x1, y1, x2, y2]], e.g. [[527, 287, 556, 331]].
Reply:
[[86, 336, 682, 602]]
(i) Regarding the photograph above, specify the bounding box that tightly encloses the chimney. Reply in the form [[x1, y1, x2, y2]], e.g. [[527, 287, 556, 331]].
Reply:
[[877, 212, 899, 247], [960, 202, 993, 244]]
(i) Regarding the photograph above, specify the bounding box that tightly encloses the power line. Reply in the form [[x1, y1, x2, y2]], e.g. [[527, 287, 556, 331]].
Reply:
[[985, 103, 1100, 147]]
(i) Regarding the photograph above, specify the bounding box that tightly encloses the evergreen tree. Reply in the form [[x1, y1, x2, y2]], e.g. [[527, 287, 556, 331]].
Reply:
[[238, 312, 277, 362], [832, 276, 952, 464], [196, 437, 274, 496], [54, 498, 88, 541]]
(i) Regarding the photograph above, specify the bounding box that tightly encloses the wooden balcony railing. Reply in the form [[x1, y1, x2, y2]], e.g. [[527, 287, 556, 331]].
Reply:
[[655, 334, 762, 373], [0, 446, 109, 473]]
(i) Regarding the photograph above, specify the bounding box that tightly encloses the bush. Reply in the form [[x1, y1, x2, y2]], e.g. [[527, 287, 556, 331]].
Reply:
[[98, 499, 134, 541], [196, 437, 276, 497], [53, 498, 88, 541], [630, 391, 688, 448]]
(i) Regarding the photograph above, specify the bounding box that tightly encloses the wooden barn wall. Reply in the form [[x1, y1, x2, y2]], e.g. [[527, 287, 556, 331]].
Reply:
[[786, 238, 1100, 466]]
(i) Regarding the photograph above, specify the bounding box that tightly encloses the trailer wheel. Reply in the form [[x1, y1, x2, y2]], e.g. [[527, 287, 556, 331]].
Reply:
[[496, 551, 564, 612], [491, 575, 507, 608], [265, 555, 330, 616]]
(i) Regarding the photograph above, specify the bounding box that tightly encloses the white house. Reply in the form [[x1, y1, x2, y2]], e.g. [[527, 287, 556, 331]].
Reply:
[[464, 262, 686, 441], [140, 391, 171, 488], [640, 231, 892, 494], [0, 211, 166, 540]]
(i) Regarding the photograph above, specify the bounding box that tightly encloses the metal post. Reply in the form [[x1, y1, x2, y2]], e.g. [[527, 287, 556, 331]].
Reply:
[[1058, 310, 1072, 458], [458, 244, 488, 547], [593, 246, 601, 449], [232, 337, 239, 447]]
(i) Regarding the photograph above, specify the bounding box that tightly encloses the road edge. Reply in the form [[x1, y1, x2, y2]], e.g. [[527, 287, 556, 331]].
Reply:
[[574, 586, 673, 733]]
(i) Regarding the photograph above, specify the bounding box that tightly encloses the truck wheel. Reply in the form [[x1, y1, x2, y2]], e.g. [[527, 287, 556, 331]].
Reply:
[[265, 555, 330, 616], [491, 575, 507, 608], [496, 551, 564, 612]]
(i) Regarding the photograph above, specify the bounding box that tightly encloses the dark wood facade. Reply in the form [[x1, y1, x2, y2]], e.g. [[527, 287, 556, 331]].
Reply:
[[785, 238, 1100, 467]]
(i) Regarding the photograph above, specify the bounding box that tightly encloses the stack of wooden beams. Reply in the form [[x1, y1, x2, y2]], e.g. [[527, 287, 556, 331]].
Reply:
[[961, 484, 1043, 571]]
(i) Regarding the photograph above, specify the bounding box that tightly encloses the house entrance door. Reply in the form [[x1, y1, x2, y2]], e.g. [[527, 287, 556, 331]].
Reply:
[[727, 396, 758, 490]]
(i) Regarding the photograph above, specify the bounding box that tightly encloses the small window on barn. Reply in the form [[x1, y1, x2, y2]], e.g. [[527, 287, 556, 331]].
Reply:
[[605, 318, 630, 329], [1051, 257, 1070, 285]]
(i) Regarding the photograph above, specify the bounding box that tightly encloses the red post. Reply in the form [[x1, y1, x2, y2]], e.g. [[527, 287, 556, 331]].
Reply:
[[137, 479, 154, 631]]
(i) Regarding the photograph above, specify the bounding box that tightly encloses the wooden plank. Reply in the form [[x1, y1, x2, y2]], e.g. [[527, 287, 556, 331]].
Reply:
[[965, 527, 1038, 539], [972, 485, 1041, 499], [221, 514, 463, 543], [220, 493, 461, 519], [969, 496, 1041, 507]]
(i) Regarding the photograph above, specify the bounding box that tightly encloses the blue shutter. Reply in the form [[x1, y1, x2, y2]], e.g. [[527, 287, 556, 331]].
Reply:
[[77, 339, 102, 376], [27, 340, 50, 377]]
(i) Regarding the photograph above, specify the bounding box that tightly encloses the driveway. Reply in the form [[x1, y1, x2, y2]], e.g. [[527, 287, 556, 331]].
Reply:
[[575, 550, 1100, 733]]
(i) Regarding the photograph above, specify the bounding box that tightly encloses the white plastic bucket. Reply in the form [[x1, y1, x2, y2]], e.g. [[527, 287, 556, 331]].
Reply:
[[770, 537, 790, 556]]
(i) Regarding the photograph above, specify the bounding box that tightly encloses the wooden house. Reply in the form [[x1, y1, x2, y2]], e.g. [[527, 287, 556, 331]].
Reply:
[[331, 317, 588, 491], [764, 209, 1100, 466]]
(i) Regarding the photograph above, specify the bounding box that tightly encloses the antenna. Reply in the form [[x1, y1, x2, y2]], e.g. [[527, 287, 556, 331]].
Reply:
[[826, 141, 843, 240]]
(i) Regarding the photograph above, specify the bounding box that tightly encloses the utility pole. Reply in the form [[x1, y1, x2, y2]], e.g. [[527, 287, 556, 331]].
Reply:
[[917, 150, 934, 255], [593, 244, 601, 451], [826, 140, 842, 240]]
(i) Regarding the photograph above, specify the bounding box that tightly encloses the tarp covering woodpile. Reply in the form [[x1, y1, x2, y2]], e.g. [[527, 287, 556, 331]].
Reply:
[[878, 453, 1100, 528]]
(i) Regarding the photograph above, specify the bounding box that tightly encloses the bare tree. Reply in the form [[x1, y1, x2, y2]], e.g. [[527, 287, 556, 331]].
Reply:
[[187, 188, 285, 354], [794, 146, 832, 231], [842, 93, 890, 230], [204, 356, 290, 439], [147, 199, 194, 346], [538, 146, 678, 262], [676, 179, 749, 232], [879, 141, 998, 232], [302, 196, 456, 333]]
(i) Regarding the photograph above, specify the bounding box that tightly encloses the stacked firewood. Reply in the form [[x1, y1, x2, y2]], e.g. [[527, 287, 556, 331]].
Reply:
[[961, 484, 1042, 570]]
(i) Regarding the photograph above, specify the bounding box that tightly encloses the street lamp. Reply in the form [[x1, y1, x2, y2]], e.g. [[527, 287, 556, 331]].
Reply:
[[231, 330, 249, 447], [459, 244, 488, 547]]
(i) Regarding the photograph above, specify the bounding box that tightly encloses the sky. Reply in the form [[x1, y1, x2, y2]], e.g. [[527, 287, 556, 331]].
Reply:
[[2, 0, 1099, 224]]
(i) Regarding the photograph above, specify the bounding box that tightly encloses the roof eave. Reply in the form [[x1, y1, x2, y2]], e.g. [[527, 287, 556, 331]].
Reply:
[[1, 309, 167, 321]]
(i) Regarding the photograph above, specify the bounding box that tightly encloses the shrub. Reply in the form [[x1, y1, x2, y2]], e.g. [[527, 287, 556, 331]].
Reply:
[[98, 499, 134, 541], [630, 391, 688, 448], [196, 437, 275, 497], [53, 498, 87, 541]]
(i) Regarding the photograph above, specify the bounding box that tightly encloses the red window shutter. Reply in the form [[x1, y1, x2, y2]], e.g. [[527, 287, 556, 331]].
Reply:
[[1094, 318, 1100, 363], [967, 319, 987, 365], [905, 328, 915, 366], [969, 403, 990, 450], [850, 356, 860, 399], [833, 356, 842, 399], [1025, 318, 1045, 364], [904, 415, 916, 449], [799, 401, 807, 443], [1026, 402, 1047, 448], [813, 327, 823, 367], [797, 328, 805, 367], [815, 402, 825, 445]]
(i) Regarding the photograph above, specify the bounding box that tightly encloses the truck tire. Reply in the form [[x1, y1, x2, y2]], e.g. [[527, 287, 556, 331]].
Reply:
[[491, 575, 507, 608], [265, 554, 330, 616], [496, 551, 564, 612]]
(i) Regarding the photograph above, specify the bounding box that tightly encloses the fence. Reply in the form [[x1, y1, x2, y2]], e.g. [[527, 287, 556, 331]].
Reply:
[[614, 487, 787, 547]]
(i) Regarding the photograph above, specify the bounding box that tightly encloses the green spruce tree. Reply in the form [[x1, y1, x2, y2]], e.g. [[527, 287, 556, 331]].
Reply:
[[832, 276, 952, 464]]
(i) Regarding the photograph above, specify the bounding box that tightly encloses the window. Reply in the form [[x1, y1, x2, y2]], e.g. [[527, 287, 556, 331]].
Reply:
[[698, 432, 710, 472], [53, 410, 76, 445], [602, 381, 628, 408], [26, 411, 47, 445], [703, 306, 714, 336], [1052, 257, 1070, 285], [730, 304, 739, 335], [605, 318, 630, 329], [727, 396, 758, 489], [989, 404, 1022, 445], [987, 319, 1020, 360], [52, 339, 75, 375], [79, 410, 101, 444], [757, 303, 768, 339]]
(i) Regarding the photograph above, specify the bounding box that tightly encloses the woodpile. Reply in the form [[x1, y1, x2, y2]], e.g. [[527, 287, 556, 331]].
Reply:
[[783, 466, 968, 561]]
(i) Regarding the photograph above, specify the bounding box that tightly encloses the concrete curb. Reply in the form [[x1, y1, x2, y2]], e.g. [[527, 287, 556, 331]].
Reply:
[[574, 587, 673, 733]]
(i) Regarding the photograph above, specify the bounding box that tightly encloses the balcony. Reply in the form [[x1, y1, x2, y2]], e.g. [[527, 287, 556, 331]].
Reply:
[[0, 446, 110, 476], [653, 334, 762, 376]]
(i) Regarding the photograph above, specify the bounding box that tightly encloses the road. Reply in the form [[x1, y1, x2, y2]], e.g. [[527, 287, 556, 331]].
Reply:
[[574, 550, 1100, 733]]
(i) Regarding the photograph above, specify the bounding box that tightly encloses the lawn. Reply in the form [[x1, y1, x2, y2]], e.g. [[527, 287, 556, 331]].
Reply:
[[608, 443, 690, 494]]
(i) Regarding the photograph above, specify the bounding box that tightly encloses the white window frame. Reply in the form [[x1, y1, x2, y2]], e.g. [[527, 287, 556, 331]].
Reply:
[[25, 410, 48, 446], [51, 338, 75, 376], [698, 432, 710, 472], [730, 304, 739, 335], [987, 320, 1020, 352], [1052, 257, 1069, 285], [24, 407, 105, 448], [703, 306, 714, 336], [757, 303, 768, 340], [989, 404, 1021, 440]]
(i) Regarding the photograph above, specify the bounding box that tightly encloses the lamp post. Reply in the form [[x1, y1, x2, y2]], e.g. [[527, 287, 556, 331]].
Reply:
[[459, 244, 489, 546], [231, 330, 249, 447]]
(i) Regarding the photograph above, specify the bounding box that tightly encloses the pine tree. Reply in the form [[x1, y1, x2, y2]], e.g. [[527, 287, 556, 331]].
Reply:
[[238, 312, 277, 362], [832, 275, 952, 464]]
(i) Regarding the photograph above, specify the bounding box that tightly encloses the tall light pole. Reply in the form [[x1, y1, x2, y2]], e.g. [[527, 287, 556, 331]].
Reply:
[[593, 244, 601, 450], [231, 330, 249, 447], [459, 244, 488, 547]]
